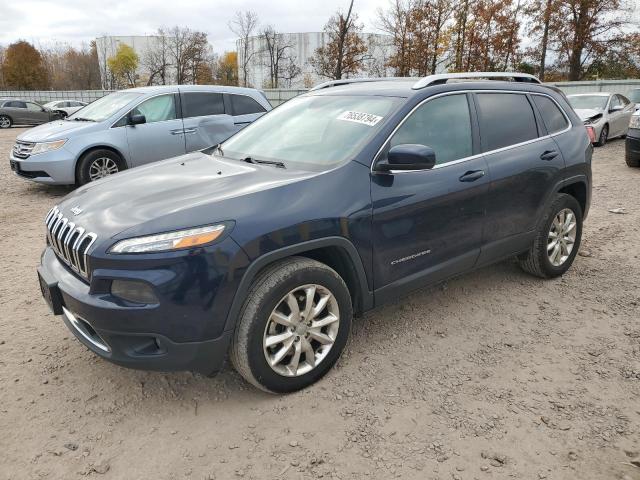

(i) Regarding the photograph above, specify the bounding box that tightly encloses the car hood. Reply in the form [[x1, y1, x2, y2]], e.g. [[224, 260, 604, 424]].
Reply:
[[17, 119, 98, 141], [574, 108, 603, 122], [56, 151, 316, 242]]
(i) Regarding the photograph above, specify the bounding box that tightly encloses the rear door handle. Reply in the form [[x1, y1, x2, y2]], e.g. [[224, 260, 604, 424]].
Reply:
[[540, 150, 558, 161], [183, 127, 198, 135], [170, 129, 184, 135], [459, 170, 485, 182]]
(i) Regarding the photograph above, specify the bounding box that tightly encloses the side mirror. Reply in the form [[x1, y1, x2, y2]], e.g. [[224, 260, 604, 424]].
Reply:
[[610, 105, 623, 113], [376, 144, 436, 172], [129, 113, 146, 125]]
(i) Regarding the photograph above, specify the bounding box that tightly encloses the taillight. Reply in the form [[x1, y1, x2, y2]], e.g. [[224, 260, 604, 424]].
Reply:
[[585, 125, 596, 143]]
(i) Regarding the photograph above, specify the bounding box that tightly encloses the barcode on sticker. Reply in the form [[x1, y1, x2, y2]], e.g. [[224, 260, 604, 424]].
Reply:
[[337, 111, 383, 126]]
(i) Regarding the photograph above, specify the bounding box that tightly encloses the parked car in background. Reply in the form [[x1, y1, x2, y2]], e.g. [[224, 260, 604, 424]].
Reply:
[[626, 111, 640, 167], [37, 72, 592, 393], [43, 100, 88, 118], [628, 88, 640, 111], [0, 98, 62, 128], [567, 93, 635, 146], [9, 85, 271, 185]]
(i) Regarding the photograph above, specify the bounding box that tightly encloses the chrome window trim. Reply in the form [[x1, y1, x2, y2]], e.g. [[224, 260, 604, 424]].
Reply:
[[371, 89, 573, 175]]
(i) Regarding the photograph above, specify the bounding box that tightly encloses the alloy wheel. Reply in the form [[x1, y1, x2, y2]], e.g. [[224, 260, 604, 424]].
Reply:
[[600, 126, 608, 145], [89, 157, 119, 181], [547, 208, 577, 267], [0, 116, 10, 129], [263, 284, 340, 377]]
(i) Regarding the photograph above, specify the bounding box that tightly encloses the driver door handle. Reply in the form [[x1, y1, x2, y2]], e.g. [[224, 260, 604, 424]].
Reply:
[[459, 170, 485, 182], [540, 150, 558, 161]]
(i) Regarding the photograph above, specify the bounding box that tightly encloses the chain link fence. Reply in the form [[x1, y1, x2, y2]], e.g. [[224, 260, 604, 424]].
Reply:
[[1, 80, 639, 107]]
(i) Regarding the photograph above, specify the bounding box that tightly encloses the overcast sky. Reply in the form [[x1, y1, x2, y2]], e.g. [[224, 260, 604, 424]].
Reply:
[[0, 0, 390, 53]]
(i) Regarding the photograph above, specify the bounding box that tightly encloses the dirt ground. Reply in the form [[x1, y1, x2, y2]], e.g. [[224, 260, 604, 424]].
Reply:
[[0, 126, 639, 480]]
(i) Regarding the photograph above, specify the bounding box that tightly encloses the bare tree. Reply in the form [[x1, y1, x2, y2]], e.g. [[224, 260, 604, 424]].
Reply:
[[0, 45, 5, 88], [260, 26, 298, 88], [143, 31, 171, 85], [377, 0, 415, 76], [229, 10, 259, 87], [310, 0, 369, 80], [165, 26, 210, 84]]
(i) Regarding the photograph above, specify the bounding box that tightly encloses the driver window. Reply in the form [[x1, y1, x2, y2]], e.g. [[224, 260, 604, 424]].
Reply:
[[387, 94, 472, 165], [609, 96, 621, 110], [131, 95, 176, 123]]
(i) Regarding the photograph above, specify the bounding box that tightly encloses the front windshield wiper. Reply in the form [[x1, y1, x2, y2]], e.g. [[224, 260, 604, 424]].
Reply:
[[243, 157, 286, 169], [72, 117, 96, 122]]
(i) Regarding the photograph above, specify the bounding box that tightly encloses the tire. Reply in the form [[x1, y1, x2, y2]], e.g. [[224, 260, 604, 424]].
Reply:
[[0, 115, 12, 129], [230, 256, 353, 393], [626, 154, 640, 168], [77, 149, 124, 185], [595, 124, 608, 147], [518, 193, 583, 279]]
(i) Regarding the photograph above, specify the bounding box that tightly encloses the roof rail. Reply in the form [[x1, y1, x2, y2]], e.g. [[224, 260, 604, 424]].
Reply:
[[412, 72, 541, 90], [310, 77, 418, 91]]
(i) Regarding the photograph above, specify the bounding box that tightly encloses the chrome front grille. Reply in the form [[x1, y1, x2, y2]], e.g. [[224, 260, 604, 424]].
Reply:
[[45, 206, 97, 279], [13, 141, 35, 159]]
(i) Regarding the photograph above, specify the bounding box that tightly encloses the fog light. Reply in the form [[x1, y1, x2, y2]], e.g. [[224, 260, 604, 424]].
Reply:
[[111, 280, 158, 304]]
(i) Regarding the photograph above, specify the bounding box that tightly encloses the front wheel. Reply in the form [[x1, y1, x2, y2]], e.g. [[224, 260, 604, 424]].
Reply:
[[0, 115, 12, 129], [77, 149, 123, 185], [230, 257, 352, 393], [595, 124, 608, 147], [518, 194, 583, 279]]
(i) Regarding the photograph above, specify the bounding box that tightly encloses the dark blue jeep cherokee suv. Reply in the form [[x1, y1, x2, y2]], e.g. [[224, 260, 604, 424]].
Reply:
[[38, 72, 592, 393]]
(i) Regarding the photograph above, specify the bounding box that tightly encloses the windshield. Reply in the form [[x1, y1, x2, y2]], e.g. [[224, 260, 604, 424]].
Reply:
[[629, 90, 640, 103], [568, 95, 609, 111], [220, 95, 401, 169], [67, 91, 141, 122]]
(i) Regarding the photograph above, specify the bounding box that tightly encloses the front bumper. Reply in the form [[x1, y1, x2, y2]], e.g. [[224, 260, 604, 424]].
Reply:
[[38, 242, 247, 375], [9, 148, 77, 185], [626, 130, 640, 163]]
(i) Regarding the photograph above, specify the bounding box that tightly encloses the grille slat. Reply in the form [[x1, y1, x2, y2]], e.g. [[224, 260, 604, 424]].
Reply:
[[45, 206, 97, 279], [12, 141, 35, 159]]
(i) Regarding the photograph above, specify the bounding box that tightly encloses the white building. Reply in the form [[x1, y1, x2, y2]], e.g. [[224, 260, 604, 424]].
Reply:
[[95, 35, 167, 88], [237, 32, 395, 89]]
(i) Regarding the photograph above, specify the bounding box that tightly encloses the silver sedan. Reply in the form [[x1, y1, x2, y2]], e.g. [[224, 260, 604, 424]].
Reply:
[[567, 93, 635, 146]]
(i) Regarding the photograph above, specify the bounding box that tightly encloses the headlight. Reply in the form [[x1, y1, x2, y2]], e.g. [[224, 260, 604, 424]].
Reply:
[[630, 115, 640, 129], [31, 139, 67, 155], [110, 225, 226, 254]]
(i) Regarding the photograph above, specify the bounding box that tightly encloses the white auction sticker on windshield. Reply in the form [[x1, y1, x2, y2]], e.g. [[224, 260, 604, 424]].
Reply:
[[337, 111, 383, 127]]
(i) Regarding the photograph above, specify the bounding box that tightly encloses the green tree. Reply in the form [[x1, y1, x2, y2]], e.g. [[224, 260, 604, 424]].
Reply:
[[107, 43, 139, 87], [2, 40, 49, 89]]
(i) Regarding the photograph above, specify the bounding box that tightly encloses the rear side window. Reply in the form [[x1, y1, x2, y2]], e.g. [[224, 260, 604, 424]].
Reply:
[[229, 94, 267, 115], [476, 93, 538, 151], [388, 93, 473, 165], [6, 101, 26, 108], [181, 92, 224, 118], [532, 95, 569, 134]]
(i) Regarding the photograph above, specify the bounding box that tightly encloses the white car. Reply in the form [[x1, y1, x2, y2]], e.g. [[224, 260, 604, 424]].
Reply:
[[42, 100, 88, 119], [567, 93, 635, 146]]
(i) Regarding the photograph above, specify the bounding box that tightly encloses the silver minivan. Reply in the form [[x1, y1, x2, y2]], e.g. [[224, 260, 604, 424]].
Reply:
[[9, 85, 271, 185]]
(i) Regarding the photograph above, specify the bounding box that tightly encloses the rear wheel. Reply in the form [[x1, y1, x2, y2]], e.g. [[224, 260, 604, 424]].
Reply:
[[0, 115, 12, 129], [230, 257, 352, 393], [518, 194, 583, 279], [595, 124, 608, 147], [77, 149, 124, 185]]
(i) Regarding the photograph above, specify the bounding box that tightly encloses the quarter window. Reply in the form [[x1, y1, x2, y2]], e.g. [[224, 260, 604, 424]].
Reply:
[[476, 93, 538, 151], [181, 92, 224, 118], [387, 94, 473, 165], [532, 95, 569, 134], [230, 94, 267, 115], [131, 94, 176, 123]]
